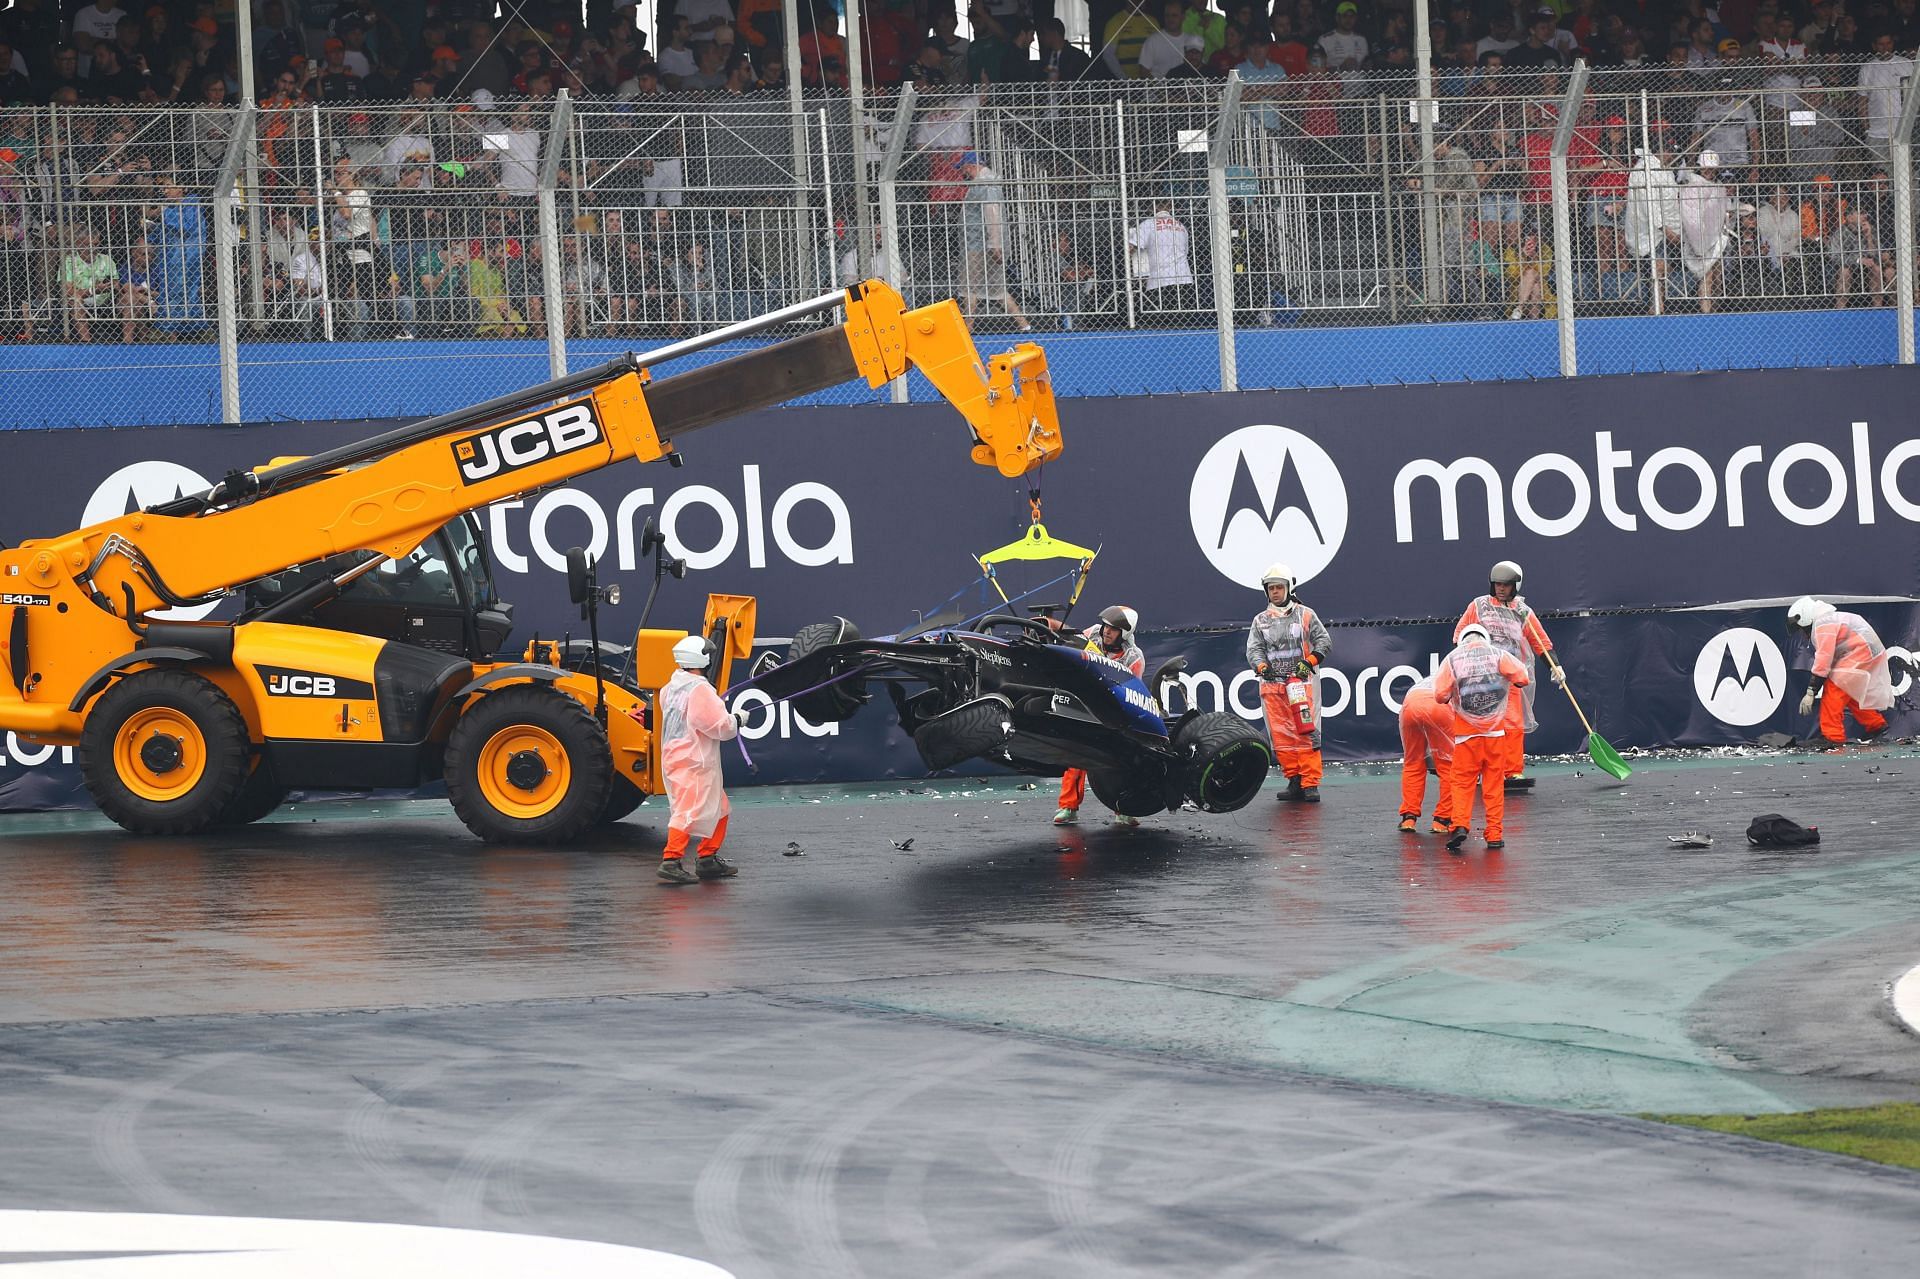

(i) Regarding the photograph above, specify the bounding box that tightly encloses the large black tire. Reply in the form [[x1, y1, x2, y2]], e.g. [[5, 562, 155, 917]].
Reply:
[[786, 617, 867, 724], [219, 759, 289, 826], [444, 684, 614, 844], [911, 695, 1013, 771], [1175, 711, 1272, 814], [599, 774, 647, 824], [79, 668, 252, 836], [1090, 769, 1173, 818]]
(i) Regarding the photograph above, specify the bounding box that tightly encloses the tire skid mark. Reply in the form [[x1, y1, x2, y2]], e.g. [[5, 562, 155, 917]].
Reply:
[[89, 1050, 251, 1214], [788, 1038, 1021, 1279], [691, 1034, 941, 1276], [1043, 1080, 1156, 1271]]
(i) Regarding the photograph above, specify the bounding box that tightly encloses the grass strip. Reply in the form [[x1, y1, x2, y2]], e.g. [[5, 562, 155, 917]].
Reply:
[[1646, 1103, 1920, 1171]]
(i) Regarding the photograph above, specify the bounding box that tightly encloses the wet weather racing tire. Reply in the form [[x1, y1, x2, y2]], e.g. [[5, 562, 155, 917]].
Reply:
[[79, 668, 252, 836], [786, 618, 867, 724], [219, 760, 289, 826], [599, 774, 647, 824], [444, 685, 614, 844], [1090, 770, 1170, 818], [912, 695, 1014, 771], [1176, 711, 1272, 813]]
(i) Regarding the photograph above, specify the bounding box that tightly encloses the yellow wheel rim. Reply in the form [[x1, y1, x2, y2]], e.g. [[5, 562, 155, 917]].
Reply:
[[476, 724, 571, 820], [115, 707, 207, 803]]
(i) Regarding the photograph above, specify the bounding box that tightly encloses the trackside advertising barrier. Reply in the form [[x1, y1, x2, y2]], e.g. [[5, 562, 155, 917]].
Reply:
[[2, 366, 1916, 809]]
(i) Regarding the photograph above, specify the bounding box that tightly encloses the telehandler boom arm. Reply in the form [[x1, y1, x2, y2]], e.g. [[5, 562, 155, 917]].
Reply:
[[0, 282, 1060, 738]]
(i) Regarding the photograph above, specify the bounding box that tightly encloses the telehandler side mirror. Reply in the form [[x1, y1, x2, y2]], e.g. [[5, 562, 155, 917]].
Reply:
[[565, 546, 592, 605]]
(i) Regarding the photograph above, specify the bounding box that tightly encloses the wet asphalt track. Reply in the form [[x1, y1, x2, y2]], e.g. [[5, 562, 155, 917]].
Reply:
[[3, 751, 1920, 1276]]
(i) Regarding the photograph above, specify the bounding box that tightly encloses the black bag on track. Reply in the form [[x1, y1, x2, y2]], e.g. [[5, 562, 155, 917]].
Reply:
[[1746, 814, 1821, 848]]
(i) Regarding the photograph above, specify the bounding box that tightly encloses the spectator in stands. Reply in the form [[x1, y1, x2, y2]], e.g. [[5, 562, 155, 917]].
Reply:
[[457, 21, 513, 97], [119, 239, 154, 338], [1757, 182, 1807, 286], [657, 13, 700, 89], [1102, 1, 1157, 78], [383, 111, 434, 183], [1269, 12, 1310, 76], [412, 234, 467, 335], [1859, 32, 1914, 164], [1208, 24, 1248, 76], [337, 111, 383, 176], [1624, 123, 1683, 312], [931, 8, 971, 83], [1761, 12, 1807, 60], [1129, 197, 1196, 318], [58, 222, 118, 342], [85, 43, 144, 103], [1719, 201, 1776, 309], [1035, 18, 1092, 81], [1476, 121, 1525, 247], [1694, 76, 1759, 178], [469, 238, 527, 336], [1802, 0, 1842, 52], [685, 38, 729, 91], [147, 172, 207, 333], [0, 39, 31, 103], [1319, 2, 1368, 71], [72, 0, 127, 46], [39, 46, 84, 102], [1503, 221, 1553, 318], [495, 106, 542, 198], [0, 146, 29, 341], [1506, 9, 1567, 68], [1677, 150, 1732, 312], [959, 150, 1031, 331], [1141, 0, 1204, 78], [560, 231, 610, 329], [326, 154, 377, 337], [1829, 203, 1888, 308], [1476, 13, 1519, 59]]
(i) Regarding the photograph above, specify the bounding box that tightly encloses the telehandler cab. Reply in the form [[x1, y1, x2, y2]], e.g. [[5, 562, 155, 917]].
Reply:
[[0, 282, 1062, 842]]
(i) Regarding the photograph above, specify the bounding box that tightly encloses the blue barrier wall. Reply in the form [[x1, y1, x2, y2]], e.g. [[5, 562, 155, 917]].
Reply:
[[2, 309, 1911, 428]]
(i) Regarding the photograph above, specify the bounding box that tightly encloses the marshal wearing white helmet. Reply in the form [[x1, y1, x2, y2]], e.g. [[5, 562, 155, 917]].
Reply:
[[1786, 597, 1895, 745], [653, 634, 751, 884], [1055, 605, 1149, 828], [1455, 560, 1561, 787], [1247, 562, 1332, 803]]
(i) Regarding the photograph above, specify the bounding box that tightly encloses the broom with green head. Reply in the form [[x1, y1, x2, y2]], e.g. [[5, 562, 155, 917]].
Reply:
[[1544, 652, 1631, 780]]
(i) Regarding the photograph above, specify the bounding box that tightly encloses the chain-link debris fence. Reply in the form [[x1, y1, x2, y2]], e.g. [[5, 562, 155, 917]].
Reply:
[[2, 62, 1917, 425]]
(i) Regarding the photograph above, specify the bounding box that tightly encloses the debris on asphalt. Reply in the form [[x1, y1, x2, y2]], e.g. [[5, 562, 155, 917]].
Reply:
[[783, 842, 805, 857], [890, 837, 915, 851], [1666, 832, 1713, 849]]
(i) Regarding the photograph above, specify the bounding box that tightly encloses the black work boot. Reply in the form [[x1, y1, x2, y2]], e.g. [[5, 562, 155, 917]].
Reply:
[[1300, 786, 1321, 803], [1446, 827, 1469, 853], [658, 857, 698, 885], [1279, 777, 1306, 802], [695, 854, 739, 879]]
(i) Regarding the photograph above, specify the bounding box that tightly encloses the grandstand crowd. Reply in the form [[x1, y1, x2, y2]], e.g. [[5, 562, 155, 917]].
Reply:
[[0, 1, 1915, 341]]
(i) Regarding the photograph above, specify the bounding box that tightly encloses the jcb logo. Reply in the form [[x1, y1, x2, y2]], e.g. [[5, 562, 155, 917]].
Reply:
[[269, 673, 335, 697], [453, 403, 603, 485], [260, 666, 374, 699]]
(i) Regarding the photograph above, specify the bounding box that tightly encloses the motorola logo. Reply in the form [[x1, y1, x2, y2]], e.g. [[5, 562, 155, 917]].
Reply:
[[82, 460, 219, 621], [1188, 425, 1349, 590], [1693, 627, 1787, 726]]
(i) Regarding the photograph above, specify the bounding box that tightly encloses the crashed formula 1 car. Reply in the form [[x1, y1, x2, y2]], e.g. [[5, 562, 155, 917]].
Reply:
[[747, 615, 1272, 816]]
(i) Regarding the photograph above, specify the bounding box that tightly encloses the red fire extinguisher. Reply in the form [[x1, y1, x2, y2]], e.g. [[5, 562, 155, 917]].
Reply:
[[1284, 675, 1313, 728]]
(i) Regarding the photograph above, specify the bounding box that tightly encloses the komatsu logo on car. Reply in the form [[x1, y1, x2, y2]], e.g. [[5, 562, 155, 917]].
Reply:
[[453, 402, 603, 485], [260, 666, 375, 699], [1, 593, 50, 606], [1122, 686, 1159, 714]]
